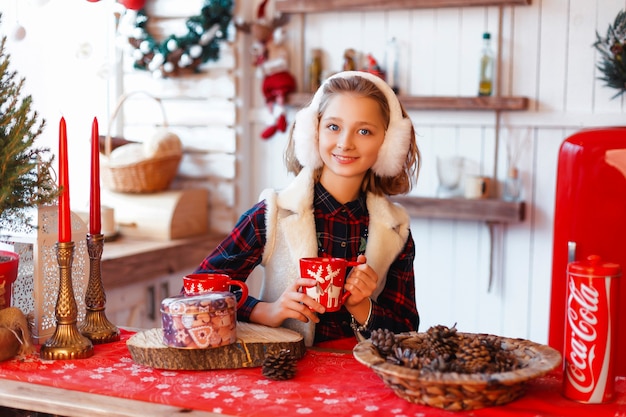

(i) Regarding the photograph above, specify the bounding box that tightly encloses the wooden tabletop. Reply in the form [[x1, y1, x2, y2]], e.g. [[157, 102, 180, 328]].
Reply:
[[0, 379, 226, 417]]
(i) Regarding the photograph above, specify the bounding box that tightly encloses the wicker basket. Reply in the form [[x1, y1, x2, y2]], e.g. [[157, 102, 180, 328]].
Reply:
[[101, 91, 182, 193], [353, 332, 562, 411]]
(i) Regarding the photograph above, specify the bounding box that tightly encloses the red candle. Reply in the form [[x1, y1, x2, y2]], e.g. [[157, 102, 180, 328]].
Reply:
[[58, 117, 71, 242], [89, 117, 101, 235]]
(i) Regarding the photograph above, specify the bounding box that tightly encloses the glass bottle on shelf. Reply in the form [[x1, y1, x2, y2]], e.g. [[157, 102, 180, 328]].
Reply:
[[478, 32, 494, 96], [503, 167, 522, 201], [385, 37, 399, 93], [309, 49, 322, 93]]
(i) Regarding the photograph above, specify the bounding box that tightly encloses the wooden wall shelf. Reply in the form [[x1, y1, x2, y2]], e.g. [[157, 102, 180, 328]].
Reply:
[[276, 0, 531, 13], [392, 196, 525, 223], [286, 93, 529, 111]]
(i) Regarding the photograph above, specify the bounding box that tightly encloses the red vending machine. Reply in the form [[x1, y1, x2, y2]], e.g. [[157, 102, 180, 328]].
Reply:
[[549, 127, 626, 377]]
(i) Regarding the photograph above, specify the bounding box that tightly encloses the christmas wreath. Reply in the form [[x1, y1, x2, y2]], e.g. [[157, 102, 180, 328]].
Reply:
[[125, 0, 233, 77], [594, 9, 626, 98]]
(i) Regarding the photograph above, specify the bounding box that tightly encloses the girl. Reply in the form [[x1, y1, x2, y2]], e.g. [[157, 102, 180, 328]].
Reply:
[[195, 71, 421, 346]]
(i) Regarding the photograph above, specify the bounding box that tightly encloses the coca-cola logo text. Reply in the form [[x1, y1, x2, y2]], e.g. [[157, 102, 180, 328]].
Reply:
[[565, 278, 599, 394]]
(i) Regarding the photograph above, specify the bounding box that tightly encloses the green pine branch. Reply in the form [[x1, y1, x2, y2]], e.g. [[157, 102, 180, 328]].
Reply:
[[0, 16, 59, 234], [593, 10, 626, 98]]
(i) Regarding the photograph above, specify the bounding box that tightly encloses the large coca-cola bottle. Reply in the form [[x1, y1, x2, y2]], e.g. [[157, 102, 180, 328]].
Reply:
[[563, 255, 621, 403]]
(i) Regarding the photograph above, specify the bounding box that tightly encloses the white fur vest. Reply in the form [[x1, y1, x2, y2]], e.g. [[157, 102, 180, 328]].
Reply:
[[258, 167, 410, 346]]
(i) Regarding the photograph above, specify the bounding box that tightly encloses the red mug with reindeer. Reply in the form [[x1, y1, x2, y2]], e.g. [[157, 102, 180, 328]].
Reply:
[[299, 257, 358, 312]]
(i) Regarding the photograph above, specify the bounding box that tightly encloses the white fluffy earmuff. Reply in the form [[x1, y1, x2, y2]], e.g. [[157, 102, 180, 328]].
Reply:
[[292, 70, 413, 177]]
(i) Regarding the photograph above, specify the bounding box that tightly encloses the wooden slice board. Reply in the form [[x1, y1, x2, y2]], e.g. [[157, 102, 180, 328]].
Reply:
[[126, 322, 305, 370]]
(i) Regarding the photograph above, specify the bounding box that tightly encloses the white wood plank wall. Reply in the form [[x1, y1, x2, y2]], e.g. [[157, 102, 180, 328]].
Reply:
[[241, 0, 626, 343]]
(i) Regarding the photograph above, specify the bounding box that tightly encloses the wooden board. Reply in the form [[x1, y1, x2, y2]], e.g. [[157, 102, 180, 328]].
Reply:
[[102, 188, 208, 241], [126, 322, 305, 370]]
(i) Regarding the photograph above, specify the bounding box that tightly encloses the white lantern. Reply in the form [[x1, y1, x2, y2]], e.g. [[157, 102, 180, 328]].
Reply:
[[3, 206, 89, 343]]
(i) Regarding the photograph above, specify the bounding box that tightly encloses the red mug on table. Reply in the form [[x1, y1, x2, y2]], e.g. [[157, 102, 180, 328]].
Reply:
[[299, 257, 358, 312], [183, 273, 248, 309]]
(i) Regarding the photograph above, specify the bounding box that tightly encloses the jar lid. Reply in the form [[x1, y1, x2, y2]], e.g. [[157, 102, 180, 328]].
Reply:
[[161, 291, 236, 314], [567, 254, 621, 277]]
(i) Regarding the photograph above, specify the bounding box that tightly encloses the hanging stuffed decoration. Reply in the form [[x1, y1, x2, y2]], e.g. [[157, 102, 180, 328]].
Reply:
[[120, 0, 233, 78], [236, 0, 296, 140]]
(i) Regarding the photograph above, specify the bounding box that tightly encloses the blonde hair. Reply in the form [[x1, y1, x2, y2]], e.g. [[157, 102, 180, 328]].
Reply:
[[284, 75, 421, 196]]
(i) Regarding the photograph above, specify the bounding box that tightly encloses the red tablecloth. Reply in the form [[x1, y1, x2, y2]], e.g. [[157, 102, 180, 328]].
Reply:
[[0, 330, 625, 417]]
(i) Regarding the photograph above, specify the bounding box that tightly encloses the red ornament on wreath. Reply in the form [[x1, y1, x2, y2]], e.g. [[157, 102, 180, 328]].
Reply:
[[119, 0, 146, 11], [236, 0, 296, 140]]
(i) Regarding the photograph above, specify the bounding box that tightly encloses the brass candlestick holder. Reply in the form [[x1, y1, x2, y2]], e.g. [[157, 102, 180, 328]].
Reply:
[[40, 241, 94, 360], [78, 233, 120, 344]]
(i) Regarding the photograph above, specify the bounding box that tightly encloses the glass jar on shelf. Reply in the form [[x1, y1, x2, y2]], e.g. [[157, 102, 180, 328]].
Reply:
[[503, 167, 522, 201]]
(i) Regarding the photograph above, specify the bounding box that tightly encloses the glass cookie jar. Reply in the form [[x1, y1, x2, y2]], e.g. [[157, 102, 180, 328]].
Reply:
[[161, 292, 237, 349]]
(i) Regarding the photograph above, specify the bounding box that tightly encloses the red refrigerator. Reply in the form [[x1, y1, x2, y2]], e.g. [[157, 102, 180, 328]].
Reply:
[[549, 127, 626, 377]]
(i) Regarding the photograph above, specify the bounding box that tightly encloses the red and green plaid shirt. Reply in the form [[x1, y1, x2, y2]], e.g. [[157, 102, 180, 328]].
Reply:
[[195, 182, 419, 343]]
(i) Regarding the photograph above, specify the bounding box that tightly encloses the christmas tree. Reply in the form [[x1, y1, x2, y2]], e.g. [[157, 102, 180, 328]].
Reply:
[[0, 17, 58, 234]]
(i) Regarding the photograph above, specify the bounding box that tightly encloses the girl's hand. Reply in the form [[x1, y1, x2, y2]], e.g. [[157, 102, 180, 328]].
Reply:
[[344, 254, 378, 306], [250, 278, 326, 327]]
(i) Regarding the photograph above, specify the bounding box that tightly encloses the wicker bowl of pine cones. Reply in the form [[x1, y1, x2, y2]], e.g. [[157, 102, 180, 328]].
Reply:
[[353, 325, 561, 411]]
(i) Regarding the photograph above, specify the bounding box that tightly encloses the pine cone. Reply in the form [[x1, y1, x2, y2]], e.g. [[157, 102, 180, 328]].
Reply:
[[426, 324, 460, 356], [389, 345, 423, 369], [371, 328, 397, 357], [426, 324, 459, 342], [262, 349, 297, 381], [398, 334, 429, 353], [421, 353, 452, 372], [454, 335, 492, 373], [492, 348, 520, 372]]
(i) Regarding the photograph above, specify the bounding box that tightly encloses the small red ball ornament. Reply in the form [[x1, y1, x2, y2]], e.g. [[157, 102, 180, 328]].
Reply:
[[119, 0, 146, 10]]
